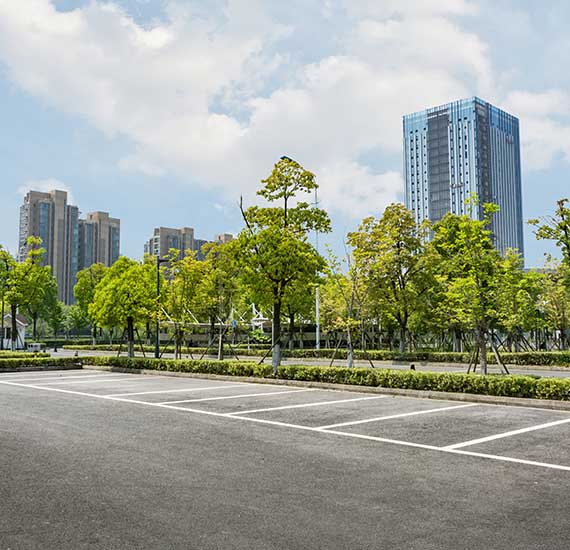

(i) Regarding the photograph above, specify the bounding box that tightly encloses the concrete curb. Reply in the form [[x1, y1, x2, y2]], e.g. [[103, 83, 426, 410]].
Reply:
[[86, 364, 570, 412]]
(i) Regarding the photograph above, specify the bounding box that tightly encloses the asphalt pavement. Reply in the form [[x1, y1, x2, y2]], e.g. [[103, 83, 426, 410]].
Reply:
[[2, 369, 570, 549]]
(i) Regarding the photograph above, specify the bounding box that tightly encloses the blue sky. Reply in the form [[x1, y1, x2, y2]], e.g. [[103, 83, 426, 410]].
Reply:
[[1, 0, 569, 266]]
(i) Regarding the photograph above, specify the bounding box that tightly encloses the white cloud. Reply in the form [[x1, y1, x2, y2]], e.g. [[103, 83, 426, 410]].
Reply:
[[2, 0, 558, 221], [17, 178, 75, 204], [504, 90, 570, 170]]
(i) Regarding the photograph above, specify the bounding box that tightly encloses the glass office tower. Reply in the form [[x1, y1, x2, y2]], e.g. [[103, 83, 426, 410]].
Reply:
[[403, 97, 524, 257]]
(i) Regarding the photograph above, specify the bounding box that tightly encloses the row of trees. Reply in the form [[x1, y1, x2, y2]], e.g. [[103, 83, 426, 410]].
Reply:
[[1, 159, 569, 376]]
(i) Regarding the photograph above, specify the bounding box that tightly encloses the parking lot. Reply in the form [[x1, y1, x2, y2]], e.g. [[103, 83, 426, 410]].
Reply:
[[2, 369, 570, 549]]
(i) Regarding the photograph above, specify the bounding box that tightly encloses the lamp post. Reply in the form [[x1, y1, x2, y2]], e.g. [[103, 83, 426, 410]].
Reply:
[[155, 256, 169, 359]]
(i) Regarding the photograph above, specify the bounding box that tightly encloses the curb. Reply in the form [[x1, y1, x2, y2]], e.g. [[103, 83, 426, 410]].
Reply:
[[86, 364, 570, 412]]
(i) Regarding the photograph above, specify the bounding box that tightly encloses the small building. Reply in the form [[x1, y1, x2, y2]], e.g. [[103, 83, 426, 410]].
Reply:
[[1, 313, 28, 350]]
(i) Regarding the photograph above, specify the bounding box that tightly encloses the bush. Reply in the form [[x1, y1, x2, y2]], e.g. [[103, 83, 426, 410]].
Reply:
[[60, 344, 570, 367], [0, 357, 84, 370], [89, 356, 272, 377], [85, 356, 570, 401], [0, 352, 50, 359]]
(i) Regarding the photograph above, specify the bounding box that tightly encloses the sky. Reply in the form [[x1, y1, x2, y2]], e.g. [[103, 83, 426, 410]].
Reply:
[[0, 0, 569, 267]]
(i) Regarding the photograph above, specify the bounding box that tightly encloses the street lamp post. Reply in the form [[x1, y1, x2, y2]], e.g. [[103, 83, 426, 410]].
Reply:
[[155, 256, 169, 359], [314, 186, 320, 350]]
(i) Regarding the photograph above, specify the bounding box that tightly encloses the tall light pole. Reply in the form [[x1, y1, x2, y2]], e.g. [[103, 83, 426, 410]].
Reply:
[[155, 256, 169, 359], [314, 186, 320, 350]]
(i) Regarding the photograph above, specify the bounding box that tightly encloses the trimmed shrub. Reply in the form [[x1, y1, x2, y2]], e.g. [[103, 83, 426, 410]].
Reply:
[[0, 352, 50, 359], [85, 356, 570, 401], [0, 357, 84, 370]]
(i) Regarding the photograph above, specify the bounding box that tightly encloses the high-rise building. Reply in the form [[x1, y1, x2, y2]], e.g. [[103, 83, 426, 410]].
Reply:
[[78, 211, 120, 270], [144, 227, 196, 259], [19, 189, 79, 304], [19, 190, 120, 304], [214, 233, 234, 244], [144, 228, 233, 261], [403, 97, 524, 256]]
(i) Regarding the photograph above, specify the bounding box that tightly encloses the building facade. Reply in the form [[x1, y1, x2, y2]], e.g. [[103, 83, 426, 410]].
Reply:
[[78, 211, 120, 270], [19, 190, 120, 304], [403, 97, 524, 256], [18, 189, 79, 304], [144, 228, 233, 261]]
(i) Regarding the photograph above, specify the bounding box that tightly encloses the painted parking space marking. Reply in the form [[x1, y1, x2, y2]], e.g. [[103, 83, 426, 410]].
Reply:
[[157, 388, 315, 405], [33, 376, 149, 385], [230, 395, 388, 416], [315, 403, 478, 430], [443, 416, 570, 450], [1, 377, 570, 473], [2, 373, 135, 383], [4, 374, 141, 384], [105, 383, 257, 397]]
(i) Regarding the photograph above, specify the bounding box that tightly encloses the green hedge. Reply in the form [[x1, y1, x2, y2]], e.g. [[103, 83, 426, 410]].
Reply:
[[0, 352, 50, 359], [0, 357, 86, 370], [89, 356, 272, 377], [64, 344, 570, 367], [86, 356, 570, 401]]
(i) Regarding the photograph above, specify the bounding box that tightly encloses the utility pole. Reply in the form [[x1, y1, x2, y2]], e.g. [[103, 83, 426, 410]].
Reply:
[[314, 186, 320, 350]]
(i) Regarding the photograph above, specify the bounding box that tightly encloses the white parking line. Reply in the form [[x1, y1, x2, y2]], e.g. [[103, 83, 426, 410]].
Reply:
[[1, 378, 570, 473], [1, 373, 132, 383], [105, 383, 255, 397], [157, 388, 314, 405], [229, 395, 388, 415], [443, 416, 570, 450], [34, 376, 149, 385], [315, 403, 478, 430], [0, 370, 85, 378]]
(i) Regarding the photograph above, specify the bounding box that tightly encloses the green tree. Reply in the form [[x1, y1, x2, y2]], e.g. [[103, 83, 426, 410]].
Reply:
[[238, 157, 331, 372], [74, 263, 108, 345], [21, 264, 58, 340], [541, 259, 570, 349], [5, 237, 47, 350], [195, 242, 242, 360], [90, 257, 155, 357], [529, 198, 570, 266], [164, 250, 206, 358], [430, 202, 503, 374], [65, 304, 89, 337], [348, 204, 431, 353], [282, 275, 315, 351], [496, 250, 544, 351], [46, 300, 65, 342], [0, 246, 15, 350]]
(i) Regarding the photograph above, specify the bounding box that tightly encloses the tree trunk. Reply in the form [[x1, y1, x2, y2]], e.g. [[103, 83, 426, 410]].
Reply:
[[11, 303, 17, 351], [146, 322, 151, 346], [346, 329, 354, 368], [92, 324, 97, 347], [478, 329, 488, 375], [127, 317, 135, 358], [453, 328, 462, 352], [399, 325, 406, 353], [175, 327, 183, 359], [209, 317, 215, 348], [217, 323, 225, 361], [288, 312, 295, 351], [271, 300, 282, 375], [33, 315, 38, 340]]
